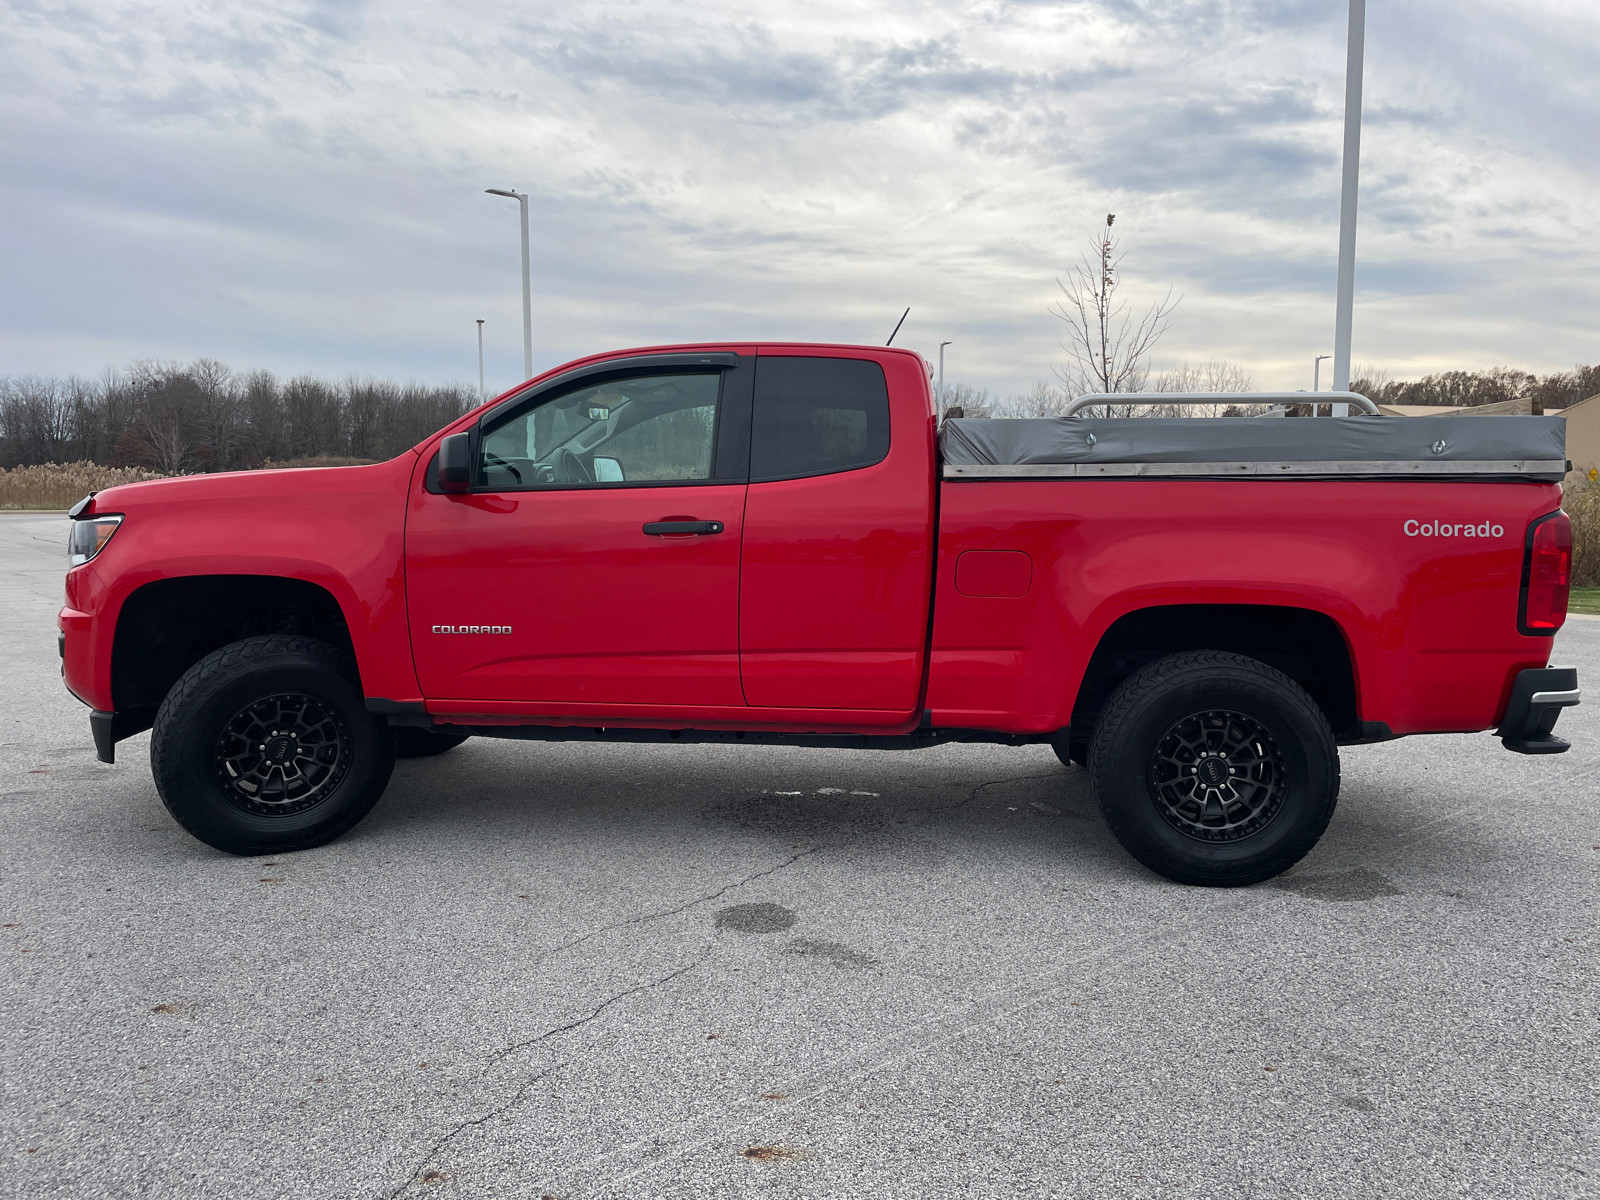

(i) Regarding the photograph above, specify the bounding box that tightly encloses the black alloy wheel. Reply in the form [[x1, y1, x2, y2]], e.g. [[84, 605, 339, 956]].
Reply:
[[152, 635, 395, 856], [1088, 651, 1339, 887], [1149, 709, 1286, 841], [214, 692, 353, 816]]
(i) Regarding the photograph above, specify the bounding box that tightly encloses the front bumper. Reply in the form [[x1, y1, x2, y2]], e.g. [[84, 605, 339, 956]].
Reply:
[[1497, 666, 1580, 754], [89, 710, 155, 765]]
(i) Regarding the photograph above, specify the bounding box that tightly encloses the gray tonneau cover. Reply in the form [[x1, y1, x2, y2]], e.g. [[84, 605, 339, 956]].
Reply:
[[939, 416, 1568, 482]]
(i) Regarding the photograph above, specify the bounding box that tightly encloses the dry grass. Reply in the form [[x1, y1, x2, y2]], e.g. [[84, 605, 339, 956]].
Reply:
[[0, 461, 167, 510], [251, 456, 376, 470], [0, 457, 383, 509], [1566, 471, 1600, 587]]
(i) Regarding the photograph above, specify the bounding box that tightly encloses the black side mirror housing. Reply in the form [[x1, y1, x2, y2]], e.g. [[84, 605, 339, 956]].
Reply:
[[438, 432, 472, 494]]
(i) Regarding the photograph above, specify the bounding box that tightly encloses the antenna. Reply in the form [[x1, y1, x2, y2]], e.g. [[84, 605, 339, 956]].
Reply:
[[885, 307, 910, 346]]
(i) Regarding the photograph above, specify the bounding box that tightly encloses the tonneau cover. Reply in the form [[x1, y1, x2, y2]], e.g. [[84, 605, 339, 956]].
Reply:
[[939, 415, 1568, 482]]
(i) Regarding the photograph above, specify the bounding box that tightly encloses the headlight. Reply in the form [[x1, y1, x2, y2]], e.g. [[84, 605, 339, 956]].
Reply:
[[68, 515, 123, 567]]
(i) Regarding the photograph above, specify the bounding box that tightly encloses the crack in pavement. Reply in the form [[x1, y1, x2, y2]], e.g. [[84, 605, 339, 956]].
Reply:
[[384, 836, 830, 1193], [487, 955, 704, 1065], [380, 816, 890, 1196], [387, 950, 710, 1198], [925, 772, 1065, 815], [529, 821, 1433, 1198], [527, 846, 821, 968], [534, 930, 1156, 1197], [386, 1059, 571, 1200]]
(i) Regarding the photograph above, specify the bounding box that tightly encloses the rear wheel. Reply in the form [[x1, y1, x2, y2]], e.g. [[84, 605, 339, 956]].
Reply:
[[1088, 651, 1339, 887], [151, 635, 395, 856]]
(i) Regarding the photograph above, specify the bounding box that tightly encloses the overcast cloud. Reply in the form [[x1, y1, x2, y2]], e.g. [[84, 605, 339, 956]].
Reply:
[[2, 0, 1596, 395]]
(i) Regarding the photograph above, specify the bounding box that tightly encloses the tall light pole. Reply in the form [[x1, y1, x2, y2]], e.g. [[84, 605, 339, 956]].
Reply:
[[485, 188, 532, 381], [938, 341, 952, 408], [476, 319, 486, 402], [1331, 0, 1366, 419]]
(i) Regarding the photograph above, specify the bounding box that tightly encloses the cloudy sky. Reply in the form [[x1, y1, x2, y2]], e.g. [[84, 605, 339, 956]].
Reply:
[[2, 0, 1596, 397]]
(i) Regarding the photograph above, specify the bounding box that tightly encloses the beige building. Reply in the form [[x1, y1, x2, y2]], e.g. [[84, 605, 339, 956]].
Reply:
[[1557, 394, 1600, 474], [1375, 404, 1468, 417], [1375, 399, 1566, 418], [1373, 397, 1600, 476]]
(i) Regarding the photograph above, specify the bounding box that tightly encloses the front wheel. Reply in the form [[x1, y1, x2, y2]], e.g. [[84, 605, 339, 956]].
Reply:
[[1089, 651, 1339, 887], [151, 635, 396, 856]]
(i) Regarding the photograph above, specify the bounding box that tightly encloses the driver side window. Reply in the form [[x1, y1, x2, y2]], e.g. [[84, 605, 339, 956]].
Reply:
[[478, 372, 721, 489]]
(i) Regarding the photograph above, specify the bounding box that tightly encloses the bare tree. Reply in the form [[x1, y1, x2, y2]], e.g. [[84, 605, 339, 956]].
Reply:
[[129, 361, 196, 474], [240, 370, 285, 464], [0, 376, 74, 465], [141, 415, 191, 474], [989, 381, 1070, 419], [190, 358, 238, 471], [1051, 213, 1179, 416], [281, 375, 342, 459], [936, 382, 995, 421], [1152, 360, 1257, 417]]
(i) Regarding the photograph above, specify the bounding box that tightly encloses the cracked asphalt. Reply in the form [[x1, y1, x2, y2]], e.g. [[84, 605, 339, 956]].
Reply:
[[2, 510, 1597, 1199]]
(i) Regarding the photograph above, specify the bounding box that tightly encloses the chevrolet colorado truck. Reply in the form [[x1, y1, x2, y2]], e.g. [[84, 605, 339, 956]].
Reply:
[[58, 343, 1581, 885]]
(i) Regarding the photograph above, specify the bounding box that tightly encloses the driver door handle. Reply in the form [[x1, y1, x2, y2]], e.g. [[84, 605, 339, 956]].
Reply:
[[643, 520, 724, 536]]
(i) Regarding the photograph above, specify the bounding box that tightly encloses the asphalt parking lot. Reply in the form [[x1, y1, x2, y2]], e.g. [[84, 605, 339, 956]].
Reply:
[[2, 509, 1596, 1200]]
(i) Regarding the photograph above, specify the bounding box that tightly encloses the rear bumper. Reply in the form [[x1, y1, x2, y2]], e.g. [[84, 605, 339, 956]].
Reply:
[[1497, 666, 1580, 754]]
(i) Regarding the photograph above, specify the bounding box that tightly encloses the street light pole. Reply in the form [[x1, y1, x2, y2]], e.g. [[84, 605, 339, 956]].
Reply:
[[476, 319, 486, 402], [1331, 0, 1366, 418], [938, 341, 952, 408], [485, 188, 533, 381]]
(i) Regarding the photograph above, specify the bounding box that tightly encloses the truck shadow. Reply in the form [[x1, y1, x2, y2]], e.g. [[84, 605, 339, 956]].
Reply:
[[362, 737, 1126, 871]]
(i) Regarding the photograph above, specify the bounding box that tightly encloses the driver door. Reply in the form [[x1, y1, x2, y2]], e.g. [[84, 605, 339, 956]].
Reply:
[[406, 359, 752, 709]]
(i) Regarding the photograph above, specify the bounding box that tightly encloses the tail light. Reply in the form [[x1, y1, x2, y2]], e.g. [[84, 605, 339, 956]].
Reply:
[[1519, 511, 1571, 634]]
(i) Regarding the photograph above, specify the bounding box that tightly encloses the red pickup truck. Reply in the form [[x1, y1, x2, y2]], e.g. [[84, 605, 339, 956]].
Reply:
[[59, 342, 1580, 885]]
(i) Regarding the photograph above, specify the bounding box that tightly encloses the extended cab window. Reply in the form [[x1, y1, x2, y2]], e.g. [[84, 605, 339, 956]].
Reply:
[[477, 372, 721, 488], [750, 357, 890, 482]]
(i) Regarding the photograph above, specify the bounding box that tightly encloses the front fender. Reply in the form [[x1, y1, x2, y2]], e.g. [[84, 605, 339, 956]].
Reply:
[[63, 455, 422, 711]]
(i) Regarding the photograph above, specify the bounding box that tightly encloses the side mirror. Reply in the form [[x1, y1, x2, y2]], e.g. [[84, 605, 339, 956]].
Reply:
[[438, 432, 472, 493], [592, 456, 624, 482]]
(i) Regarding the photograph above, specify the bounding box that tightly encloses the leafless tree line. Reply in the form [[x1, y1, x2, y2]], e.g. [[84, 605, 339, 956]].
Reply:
[[938, 360, 1259, 421], [939, 358, 1600, 424], [1349, 364, 1600, 414], [0, 360, 477, 471]]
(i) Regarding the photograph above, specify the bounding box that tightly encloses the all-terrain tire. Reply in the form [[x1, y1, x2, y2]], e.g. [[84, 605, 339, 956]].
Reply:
[[395, 728, 470, 759], [151, 635, 396, 856], [1088, 651, 1339, 887]]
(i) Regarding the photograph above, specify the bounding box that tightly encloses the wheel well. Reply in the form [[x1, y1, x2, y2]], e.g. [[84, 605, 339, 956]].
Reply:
[[1070, 605, 1359, 743], [112, 576, 357, 720]]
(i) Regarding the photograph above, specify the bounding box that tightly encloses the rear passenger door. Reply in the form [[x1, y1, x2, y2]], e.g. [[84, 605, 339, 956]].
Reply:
[[737, 352, 936, 713]]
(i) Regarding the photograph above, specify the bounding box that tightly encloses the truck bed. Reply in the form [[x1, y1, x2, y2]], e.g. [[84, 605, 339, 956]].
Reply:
[[939, 414, 1568, 481], [930, 414, 1569, 740]]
